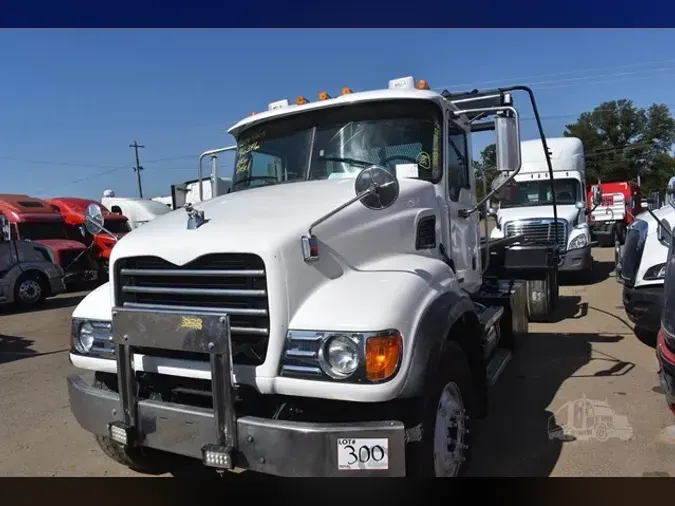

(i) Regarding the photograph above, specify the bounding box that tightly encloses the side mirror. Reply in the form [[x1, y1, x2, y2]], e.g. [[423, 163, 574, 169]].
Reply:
[[354, 166, 400, 210], [629, 196, 636, 210], [575, 201, 585, 210], [488, 207, 498, 217], [84, 203, 105, 235], [591, 185, 603, 207], [495, 116, 521, 173], [0, 215, 7, 242], [490, 172, 515, 201], [78, 225, 87, 237]]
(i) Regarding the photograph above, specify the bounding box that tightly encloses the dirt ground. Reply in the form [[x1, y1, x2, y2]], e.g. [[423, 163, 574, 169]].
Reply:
[[1, 247, 675, 477]]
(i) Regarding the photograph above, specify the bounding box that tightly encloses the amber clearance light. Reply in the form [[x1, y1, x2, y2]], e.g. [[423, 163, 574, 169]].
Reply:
[[365, 333, 402, 381]]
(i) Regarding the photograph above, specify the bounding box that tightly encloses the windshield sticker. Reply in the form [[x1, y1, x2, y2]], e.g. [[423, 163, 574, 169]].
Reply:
[[396, 164, 419, 179], [432, 121, 440, 170], [236, 131, 267, 174], [416, 151, 431, 170]]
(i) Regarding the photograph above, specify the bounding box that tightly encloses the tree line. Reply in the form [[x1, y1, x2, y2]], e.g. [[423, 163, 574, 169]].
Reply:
[[474, 99, 675, 198]]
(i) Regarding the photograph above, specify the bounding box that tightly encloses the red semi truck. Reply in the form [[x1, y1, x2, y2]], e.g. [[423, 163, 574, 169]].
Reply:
[[587, 181, 641, 247], [47, 198, 131, 278], [0, 194, 98, 285]]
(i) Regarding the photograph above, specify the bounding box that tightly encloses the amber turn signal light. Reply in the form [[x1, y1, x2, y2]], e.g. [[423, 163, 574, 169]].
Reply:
[[318, 91, 331, 100], [416, 79, 430, 90], [365, 333, 402, 381], [296, 96, 309, 105], [341, 87, 352, 95]]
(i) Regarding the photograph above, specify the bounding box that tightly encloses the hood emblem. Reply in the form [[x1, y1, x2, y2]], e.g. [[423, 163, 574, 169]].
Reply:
[[185, 203, 207, 230]]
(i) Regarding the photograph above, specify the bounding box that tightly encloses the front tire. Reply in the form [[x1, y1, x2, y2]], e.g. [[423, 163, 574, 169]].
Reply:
[[526, 277, 551, 322], [406, 343, 476, 477], [14, 272, 46, 308], [92, 375, 167, 474]]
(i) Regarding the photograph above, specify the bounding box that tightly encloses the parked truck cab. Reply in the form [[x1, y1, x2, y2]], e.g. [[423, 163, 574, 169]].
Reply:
[[0, 194, 97, 285], [588, 180, 641, 247], [101, 190, 172, 229], [67, 77, 563, 477], [490, 137, 593, 280], [46, 197, 131, 277]]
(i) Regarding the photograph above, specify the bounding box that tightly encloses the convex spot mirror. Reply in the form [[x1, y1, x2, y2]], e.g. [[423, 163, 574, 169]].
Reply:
[[355, 166, 400, 210], [575, 201, 585, 210], [85, 203, 105, 235], [591, 185, 603, 207], [490, 173, 516, 202]]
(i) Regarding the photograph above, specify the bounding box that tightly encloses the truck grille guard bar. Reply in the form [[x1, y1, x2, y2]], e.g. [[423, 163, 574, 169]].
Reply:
[[109, 306, 237, 469]]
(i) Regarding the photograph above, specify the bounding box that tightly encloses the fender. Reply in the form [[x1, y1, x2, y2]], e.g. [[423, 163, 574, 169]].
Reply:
[[72, 281, 113, 321], [397, 288, 484, 399]]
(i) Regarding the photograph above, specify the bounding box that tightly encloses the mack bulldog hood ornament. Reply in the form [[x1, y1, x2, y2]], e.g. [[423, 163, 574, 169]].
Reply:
[[185, 203, 207, 230]]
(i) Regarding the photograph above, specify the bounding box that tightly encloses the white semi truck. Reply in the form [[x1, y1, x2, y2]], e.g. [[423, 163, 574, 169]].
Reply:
[[616, 188, 675, 338], [101, 190, 172, 229], [67, 77, 564, 477], [490, 137, 594, 282]]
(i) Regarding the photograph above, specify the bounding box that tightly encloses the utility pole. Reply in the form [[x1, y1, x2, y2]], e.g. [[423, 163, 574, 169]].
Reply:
[[129, 140, 145, 198]]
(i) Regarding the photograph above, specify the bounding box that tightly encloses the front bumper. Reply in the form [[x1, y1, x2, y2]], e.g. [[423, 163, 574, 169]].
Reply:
[[67, 375, 406, 476], [623, 284, 664, 333], [656, 330, 675, 409], [559, 245, 592, 272]]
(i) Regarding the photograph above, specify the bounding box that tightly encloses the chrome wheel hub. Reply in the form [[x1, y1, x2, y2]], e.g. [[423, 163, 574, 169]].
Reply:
[[18, 280, 41, 303], [433, 382, 469, 477]]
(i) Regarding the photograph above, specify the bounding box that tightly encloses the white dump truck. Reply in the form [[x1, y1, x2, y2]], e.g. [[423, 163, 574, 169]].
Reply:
[[67, 77, 562, 477], [490, 137, 593, 282]]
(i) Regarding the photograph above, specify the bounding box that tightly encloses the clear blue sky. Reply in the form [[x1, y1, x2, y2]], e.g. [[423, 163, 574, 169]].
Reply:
[[2, 29, 675, 200]]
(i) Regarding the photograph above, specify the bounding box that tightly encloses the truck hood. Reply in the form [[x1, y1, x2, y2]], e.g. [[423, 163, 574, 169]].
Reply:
[[34, 238, 86, 251], [497, 205, 580, 227], [109, 177, 440, 342], [632, 205, 675, 234]]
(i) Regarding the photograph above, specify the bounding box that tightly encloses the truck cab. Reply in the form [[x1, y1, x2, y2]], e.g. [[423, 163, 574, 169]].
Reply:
[[46, 197, 131, 277], [67, 77, 562, 477], [0, 213, 66, 308], [588, 180, 641, 247], [617, 195, 674, 338], [490, 137, 593, 279], [0, 194, 98, 286], [101, 190, 172, 229]]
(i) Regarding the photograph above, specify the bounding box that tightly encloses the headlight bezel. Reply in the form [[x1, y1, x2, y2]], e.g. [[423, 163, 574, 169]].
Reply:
[[568, 233, 588, 250], [280, 329, 403, 384], [644, 263, 667, 281], [70, 318, 115, 359]]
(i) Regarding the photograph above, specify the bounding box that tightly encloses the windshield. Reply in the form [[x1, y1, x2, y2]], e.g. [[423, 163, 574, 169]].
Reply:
[[104, 219, 131, 234], [500, 178, 581, 208], [18, 221, 68, 240], [231, 100, 443, 192]]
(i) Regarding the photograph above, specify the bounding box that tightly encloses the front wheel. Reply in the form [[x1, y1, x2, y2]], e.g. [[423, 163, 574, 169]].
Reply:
[[14, 272, 46, 309], [406, 343, 476, 477]]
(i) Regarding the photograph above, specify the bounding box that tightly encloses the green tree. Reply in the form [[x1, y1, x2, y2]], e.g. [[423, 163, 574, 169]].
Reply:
[[474, 143, 497, 201], [563, 99, 675, 193]]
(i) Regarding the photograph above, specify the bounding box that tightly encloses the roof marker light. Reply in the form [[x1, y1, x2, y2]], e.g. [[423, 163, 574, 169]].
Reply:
[[268, 99, 290, 111], [388, 76, 416, 90], [341, 87, 352, 95], [318, 91, 331, 100], [249, 112, 256, 116], [416, 79, 430, 90], [296, 96, 309, 105]]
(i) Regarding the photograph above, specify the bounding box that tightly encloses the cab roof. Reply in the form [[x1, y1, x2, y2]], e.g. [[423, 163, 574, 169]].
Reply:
[[46, 197, 126, 220], [0, 194, 59, 215], [228, 88, 451, 138]]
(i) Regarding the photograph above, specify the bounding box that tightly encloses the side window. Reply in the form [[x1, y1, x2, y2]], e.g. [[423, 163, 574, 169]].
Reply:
[[447, 122, 469, 202], [236, 150, 285, 185]]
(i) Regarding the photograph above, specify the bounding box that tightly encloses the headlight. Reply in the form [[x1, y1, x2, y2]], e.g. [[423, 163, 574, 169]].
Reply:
[[645, 263, 667, 281], [568, 234, 588, 250], [72, 319, 114, 357], [280, 330, 403, 383], [319, 335, 360, 379]]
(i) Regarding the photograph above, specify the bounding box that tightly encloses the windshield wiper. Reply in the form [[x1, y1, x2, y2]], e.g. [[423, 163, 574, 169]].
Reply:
[[231, 175, 278, 190], [316, 155, 376, 169]]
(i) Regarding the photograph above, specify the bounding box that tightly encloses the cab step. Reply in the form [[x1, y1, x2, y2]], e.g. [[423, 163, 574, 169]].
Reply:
[[486, 348, 512, 387]]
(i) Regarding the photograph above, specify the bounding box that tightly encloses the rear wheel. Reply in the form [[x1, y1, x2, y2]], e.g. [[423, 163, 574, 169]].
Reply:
[[526, 276, 552, 322], [14, 272, 46, 308], [406, 343, 476, 477]]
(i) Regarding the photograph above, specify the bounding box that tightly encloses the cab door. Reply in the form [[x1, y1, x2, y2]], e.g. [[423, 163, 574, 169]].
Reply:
[[445, 118, 481, 293]]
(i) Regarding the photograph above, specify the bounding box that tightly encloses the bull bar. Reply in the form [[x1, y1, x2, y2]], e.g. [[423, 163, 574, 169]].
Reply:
[[67, 306, 406, 477]]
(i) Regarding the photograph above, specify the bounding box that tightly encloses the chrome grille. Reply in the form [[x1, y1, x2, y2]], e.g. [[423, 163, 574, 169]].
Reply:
[[505, 219, 568, 250], [115, 254, 269, 365]]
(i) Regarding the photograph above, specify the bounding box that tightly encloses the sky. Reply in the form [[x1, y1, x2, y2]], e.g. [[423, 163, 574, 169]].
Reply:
[[2, 29, 675, 201]]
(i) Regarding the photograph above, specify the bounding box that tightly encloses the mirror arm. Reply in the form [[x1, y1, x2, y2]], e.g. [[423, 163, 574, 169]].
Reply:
[[451, 105, 520, 218]]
